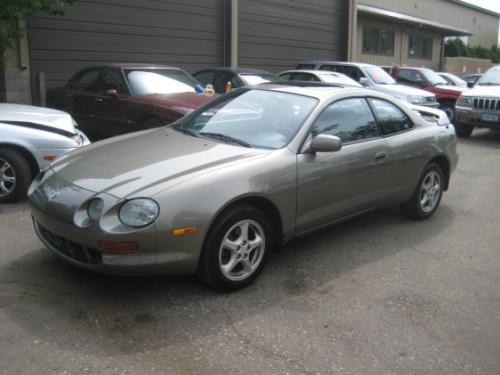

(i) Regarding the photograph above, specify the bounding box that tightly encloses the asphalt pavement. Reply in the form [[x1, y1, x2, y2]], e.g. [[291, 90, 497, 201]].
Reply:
[[0, 129, 499, 375]]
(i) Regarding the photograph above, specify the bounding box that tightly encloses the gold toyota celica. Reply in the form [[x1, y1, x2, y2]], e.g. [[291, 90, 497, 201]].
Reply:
[[29, 83, 458, 291]]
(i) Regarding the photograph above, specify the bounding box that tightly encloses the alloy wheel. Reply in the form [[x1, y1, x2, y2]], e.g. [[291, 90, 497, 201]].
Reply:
[[218, 219, 266, 281], [419, 170, 442, 213], [0, 158, 16, 197]]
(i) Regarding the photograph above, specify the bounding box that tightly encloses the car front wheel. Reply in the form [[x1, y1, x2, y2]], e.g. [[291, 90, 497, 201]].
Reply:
[[198, 204, 270, 291], [401, 163, 444, 220], [454, 122, 473, 138], [0, 149, 33, 203]]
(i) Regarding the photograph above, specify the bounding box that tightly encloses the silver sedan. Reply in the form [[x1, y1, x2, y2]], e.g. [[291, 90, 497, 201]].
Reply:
[[0, 103, 90, 202], [28, 84, 458, 291]]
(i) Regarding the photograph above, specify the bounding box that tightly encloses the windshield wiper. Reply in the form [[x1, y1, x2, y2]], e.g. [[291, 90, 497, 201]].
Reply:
[[199, 132, 252, 148], [172, 124, 200, 137]]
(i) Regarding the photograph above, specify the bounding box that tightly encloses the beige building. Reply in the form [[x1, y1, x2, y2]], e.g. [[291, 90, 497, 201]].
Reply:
[[350, 0, 500, 70]]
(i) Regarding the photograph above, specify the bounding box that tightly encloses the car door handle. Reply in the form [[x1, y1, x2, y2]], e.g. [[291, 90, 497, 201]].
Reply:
[[375, 152, 387, 161], [94, 97, 104, 103]]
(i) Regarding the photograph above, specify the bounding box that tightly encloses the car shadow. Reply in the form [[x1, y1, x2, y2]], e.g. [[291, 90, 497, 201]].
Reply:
[[459, 128, 500, 149], [0, 204, 455, 357]]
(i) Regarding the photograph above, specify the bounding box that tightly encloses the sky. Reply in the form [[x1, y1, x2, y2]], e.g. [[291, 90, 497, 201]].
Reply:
[[460, 0, 500, 42]]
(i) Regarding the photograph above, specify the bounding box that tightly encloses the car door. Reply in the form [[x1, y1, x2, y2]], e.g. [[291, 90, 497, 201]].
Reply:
[[369, 98, 427, 201], [296, 97, 393, 233], [63, 68, 103, 134], [91, 68, 136, 137]]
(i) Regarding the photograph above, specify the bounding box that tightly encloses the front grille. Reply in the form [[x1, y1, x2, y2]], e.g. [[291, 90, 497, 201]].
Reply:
[[473, 98, 500, 110], [36, 222, 102, 265]]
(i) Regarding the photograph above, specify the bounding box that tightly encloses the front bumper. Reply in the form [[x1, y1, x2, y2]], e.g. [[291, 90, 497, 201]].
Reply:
[[455, 106, 500, 128], [29, 173, 200, 276]]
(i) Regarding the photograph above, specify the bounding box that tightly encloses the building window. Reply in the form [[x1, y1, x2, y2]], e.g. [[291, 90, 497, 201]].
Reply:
[[408, 33, 433, 59], [362, 27, 395, 56]]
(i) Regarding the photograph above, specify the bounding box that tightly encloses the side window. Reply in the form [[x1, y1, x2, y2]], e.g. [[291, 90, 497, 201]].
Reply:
[[311, 98, 379, 143], [279, 73, 292, 80], [343, 66, 365, 82], [70, 69, 101, 92], [398, 69, 422, 84], [101, 69, 127, 95], [297, 64, 315, 69], [291, 72, 318, 82], [370, 99, 414, 135], [319, 65, 341, 72], [193, 70, 216, 87], [214, 71, 235, 93]]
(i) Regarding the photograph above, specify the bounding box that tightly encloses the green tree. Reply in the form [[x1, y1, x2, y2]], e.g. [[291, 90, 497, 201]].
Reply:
[[0, 0, 73, 65]]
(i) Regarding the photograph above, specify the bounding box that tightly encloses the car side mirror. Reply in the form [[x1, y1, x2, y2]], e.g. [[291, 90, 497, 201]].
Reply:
[[104, 89, 119, 98], [359, 77, 369, 87], [467, 82, 474, 88], [306, 134, 342, 153]]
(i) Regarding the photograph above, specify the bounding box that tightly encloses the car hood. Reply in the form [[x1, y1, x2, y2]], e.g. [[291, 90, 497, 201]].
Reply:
[[50, 127, 269, 198], [132, 92, 216, 114], [435, 85, 467, 94], [374, 84, 434, 98], [460, 85, 500, 97], [0, 103, 76, 134]]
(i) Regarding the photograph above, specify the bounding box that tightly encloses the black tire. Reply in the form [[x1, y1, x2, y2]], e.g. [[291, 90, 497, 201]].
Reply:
[[0, 149, 33, 203], [197, 204, 271, 291], [439, 101, 456, 122], [140, 117, 164, 129], [401, 163, 444, 220], [454, 122, 473, 138]]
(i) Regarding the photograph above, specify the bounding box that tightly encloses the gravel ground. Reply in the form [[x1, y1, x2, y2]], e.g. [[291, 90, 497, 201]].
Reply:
[[0, 129, 499, 375]]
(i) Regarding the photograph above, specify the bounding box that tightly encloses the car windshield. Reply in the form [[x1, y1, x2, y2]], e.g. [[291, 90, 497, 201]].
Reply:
[[363, 66, 396, 84], [319, 73, 362, 86], [173, 89, 318, 150], [420, 68, 447, 86], [240, 74, 278, 85], [443, 73, 466, 86], [476, 68, 500, 86], [125, 69, 199, 95]]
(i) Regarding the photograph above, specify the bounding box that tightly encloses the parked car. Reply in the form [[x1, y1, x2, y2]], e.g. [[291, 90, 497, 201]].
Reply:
[[47, 64, 215, 139], [29, 83, 457, 291], [454, 65, 500, 137], [192, 68, 279, 94], [437, 72, 468, 88], [278, 70, 361, 87], [297, 61, 438, 108], [385, 66, 467, 121], [462, 73, 483, 88], [0, 103, 90, 202]]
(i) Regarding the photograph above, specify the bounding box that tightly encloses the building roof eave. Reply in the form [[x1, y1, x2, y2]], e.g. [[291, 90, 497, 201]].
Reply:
[[357, 3, 473, 36]]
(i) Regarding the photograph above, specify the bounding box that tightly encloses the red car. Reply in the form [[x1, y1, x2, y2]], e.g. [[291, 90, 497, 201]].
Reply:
[[47, 64, 215, 139], [384, 66, 467, 121]]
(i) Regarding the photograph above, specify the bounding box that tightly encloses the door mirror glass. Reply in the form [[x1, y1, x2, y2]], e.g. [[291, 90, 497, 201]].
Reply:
[[467, 81, 474, 88], [104, 89, 119, 98], [359, 77, 369, 86], [307, 134, 342, 153]]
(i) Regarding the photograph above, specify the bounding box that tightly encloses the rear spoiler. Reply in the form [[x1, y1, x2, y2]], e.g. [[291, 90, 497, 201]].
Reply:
[[410, 105, 450, 126]]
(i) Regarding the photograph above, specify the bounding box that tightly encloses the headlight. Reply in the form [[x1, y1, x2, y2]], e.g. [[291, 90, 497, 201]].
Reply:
[[88, 198, 104, 221], [407, 95, 426, 104], [119, 198, 159, 228], [457, 96, 472, 107]]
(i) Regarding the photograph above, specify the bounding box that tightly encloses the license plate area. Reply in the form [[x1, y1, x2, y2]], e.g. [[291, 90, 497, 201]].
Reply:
[[482, 112, 498, 122]]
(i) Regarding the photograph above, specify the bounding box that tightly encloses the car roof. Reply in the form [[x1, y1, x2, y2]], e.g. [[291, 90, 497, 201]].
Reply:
[[298, 61, 376, 68], [256, 82, 367, 100], [80, 63, 182, 70], [280, 69, 346, 75], [194, 67, 273, 75]]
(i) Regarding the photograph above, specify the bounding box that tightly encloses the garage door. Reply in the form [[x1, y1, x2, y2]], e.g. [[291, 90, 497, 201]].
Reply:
[[27, 0, 225, 90], [239, 0, 347, 72]]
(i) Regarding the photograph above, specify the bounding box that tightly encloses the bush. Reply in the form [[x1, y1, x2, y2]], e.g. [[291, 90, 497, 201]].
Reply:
[[444, 38, 499, 62]]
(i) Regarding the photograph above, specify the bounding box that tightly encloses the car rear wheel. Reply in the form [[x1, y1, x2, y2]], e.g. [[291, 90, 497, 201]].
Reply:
[[0, 149, 33, 203], [401, 163, 444, 220], [198, 204, 270, 291], [454, 122, 473, 138]]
